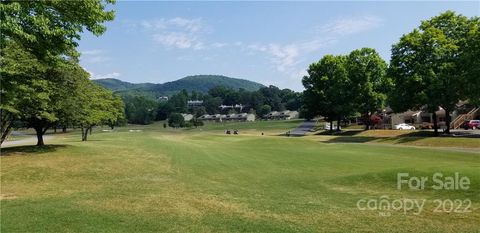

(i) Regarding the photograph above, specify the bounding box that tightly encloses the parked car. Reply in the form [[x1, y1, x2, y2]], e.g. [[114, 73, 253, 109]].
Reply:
[[394, 123, 416, 130], [463, 120, 480, 130]]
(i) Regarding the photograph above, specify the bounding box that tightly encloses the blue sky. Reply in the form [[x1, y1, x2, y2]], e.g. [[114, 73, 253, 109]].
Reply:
[[79, 1, 479, 91]]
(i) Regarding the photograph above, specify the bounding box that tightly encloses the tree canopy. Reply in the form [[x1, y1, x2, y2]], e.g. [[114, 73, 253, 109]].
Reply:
[[389, 11, 478, 134], [0, 0, 115, 59]]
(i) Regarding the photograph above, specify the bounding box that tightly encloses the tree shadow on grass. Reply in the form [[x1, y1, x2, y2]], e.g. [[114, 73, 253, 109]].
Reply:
[[315, 130, 364, 136], [0, 145, 68, 156], [324, 130, 430, 144], [325, 136, 379, 143]]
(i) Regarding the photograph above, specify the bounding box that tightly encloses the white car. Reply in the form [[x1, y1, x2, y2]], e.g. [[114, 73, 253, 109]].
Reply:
[[394, 123, 416, 130]]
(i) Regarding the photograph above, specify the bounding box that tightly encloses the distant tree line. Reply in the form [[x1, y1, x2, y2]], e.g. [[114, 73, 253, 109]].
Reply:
[[0, 1, 123, 146], [121, 86, 303, 125], [302, 11, 480, 136]]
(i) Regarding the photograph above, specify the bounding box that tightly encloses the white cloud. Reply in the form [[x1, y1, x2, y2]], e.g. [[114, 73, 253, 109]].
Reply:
[[322, 16, 383, 35], [87, 70, 121, 80], [141, 17, 209, 50], [246, 15, 381, 79], [81, 49, 103, 55], [81, 49, 111, 64], [248, 38, 333, 73]]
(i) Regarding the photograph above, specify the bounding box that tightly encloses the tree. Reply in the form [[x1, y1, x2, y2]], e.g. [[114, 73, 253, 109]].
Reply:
[[0, 40, 47, 145], [74, 81, 125, 141], [462, 16, 480, 105], [168, 113, 185, 128], [124, 96, 157, 125], [260, 86, 284, 111], [0, 0, 115, 60], [0, 1, 116, 145], [168, 91, 188, 113], [389, 11, 473, 135], [190, 118, 204, 128], [258, 105, 272, 117], [204, 96, 223, 114], [2, 47, 73, 146], [208, 86, 231, 99], [302, 55, 354, 131], [156, 102, 174, 121], [346, 48, 390, 130], [106, 95, 126, 129]]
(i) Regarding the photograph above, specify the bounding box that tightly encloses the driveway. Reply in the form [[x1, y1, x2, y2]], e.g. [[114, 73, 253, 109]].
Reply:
[[290, 120, 316, 136]]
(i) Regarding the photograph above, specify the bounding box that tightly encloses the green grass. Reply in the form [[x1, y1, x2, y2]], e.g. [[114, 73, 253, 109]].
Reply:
[[312, 129, 480, 149], [1, 122, 479, 232]]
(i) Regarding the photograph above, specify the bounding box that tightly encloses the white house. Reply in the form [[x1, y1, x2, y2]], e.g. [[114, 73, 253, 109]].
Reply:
[[181, 114, 194, 121]]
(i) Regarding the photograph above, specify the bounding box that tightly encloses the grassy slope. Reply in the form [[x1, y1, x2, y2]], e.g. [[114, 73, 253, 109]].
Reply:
[[1, 122, 479, 232]]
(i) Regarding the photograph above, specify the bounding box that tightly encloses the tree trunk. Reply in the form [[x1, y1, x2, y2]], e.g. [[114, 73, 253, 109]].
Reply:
[[336, 117, 341, 131], [54, 126, 57, 133], [329, 121, 333, 132], [445, 108, 451, 134], [0, 124, 12, 145], [81, 127, 87, 141], [34, 127, 45, 146], [364, 112, 370, 130], [432, 112, 438, 137], [89, 126, 93, 135], [62, 126, 67, 133], [1, 112, 13, 146]]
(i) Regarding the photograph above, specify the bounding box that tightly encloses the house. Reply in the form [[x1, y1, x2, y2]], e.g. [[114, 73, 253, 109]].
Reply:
[[187, 100, 203, 107], [235, 113, 255, 122], [387, 103, 479, 129], [181, 114, 194, 121], [264, 110, 299, 120], [198, 113, 255, 122], [158, 96, 169, 101]]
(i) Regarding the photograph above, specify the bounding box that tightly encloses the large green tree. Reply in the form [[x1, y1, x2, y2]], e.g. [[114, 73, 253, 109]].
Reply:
[[0, 41, 48, 145], [462, 16, 480, 105], [0, 0, 115, 59], [302, 55, 354, 131], [347, 48, 390, 130], [389, 11, 474, 135]]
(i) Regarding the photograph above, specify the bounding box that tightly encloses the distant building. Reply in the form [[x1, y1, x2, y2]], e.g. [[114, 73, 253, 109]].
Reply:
[[199, 113, 255, 122], [386, 102, 479, 129], [158, 96, 169, 101], [219, 104, 244, 112], [187, 100, 203, 107], [264, 110, 299, 120], [181, 114, 194, 121]]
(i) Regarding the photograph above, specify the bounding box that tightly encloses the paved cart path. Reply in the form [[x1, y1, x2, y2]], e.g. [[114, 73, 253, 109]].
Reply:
[[290, 121, 316, 136]]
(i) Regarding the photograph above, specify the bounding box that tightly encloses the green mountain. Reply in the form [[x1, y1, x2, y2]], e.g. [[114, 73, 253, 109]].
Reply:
[[93, 78, 155, 91], [94, 75, 265, 97]]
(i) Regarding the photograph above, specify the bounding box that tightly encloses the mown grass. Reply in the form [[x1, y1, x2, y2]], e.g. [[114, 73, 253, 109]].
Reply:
[[312, 129, 480, 149], [1, 122, 479, 232]]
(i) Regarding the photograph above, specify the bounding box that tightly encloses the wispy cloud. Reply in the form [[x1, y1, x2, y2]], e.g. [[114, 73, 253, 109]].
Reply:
[[81, 49, 103, 55], [247, 38, 335, 73], [87, 70, 121, 80], [141, 17, 210, 50], [81, 49, 111, 64], [321, 16, 383, 35], [247, 15, 382, 78]]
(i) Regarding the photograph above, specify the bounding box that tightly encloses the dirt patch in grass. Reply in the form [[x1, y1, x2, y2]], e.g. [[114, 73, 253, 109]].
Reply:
[[0, 193, 18, 200]]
